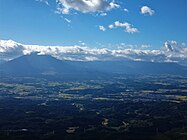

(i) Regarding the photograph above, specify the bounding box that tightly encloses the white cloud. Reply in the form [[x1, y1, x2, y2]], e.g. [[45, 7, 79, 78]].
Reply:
[[140, 44, 151, 49], [0, 40, 24, 61], [64, 18, 71, 23], [164, 40, 180, 52], [109, 2, 120, 9], [78, 41, 86, 46], [141, 6, 155, 16], [1, 40, 187, 65], [56, 0, 120, 14], [109, 21, 138, 33], [100, 12, 107, 16], [124, 8, 128, 12], [99, 25, 106, 31], [35, 0, 49, 5], [162, 40, 187, 65], [85, 56, 99, 61], [108, 24, 114, 29]]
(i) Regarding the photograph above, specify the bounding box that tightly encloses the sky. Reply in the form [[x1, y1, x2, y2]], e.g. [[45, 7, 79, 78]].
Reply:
[[0, 0, 187, 48], [0, 0, 187, 65]]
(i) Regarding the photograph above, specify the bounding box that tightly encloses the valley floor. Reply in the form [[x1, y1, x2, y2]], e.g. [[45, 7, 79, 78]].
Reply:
[[0, 75, 187, 140]]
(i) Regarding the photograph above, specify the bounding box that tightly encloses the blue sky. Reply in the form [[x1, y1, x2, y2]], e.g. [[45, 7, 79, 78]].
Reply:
[[0, 0, 187, 49]]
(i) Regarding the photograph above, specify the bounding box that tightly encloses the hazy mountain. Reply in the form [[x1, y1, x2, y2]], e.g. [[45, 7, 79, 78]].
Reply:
[[0, 60, 6, 65], [0, 53, 106, 79], [0, 53, 187, 79], [83, 60, 187, 75]]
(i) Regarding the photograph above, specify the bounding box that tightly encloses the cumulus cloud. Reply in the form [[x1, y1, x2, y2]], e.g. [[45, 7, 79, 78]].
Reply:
[[164, 40, 178, 52], [56, 0, 120, 14], [99, 25, 106, 31], [0, 40, 187, 65], [141, 6, 155, 16], [109, 21, 138, 33], [161, 40, 187, 65]]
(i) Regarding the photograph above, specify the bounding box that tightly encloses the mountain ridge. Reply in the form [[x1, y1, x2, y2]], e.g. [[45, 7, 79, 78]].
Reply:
[[0, 53, 187, 78]]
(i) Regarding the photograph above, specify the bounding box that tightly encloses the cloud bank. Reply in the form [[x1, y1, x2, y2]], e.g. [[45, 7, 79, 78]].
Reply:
[[0, 40, 187, 66]]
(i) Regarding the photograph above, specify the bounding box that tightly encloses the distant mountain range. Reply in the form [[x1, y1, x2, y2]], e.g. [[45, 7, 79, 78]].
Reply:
[[0, 53, 187, 79]]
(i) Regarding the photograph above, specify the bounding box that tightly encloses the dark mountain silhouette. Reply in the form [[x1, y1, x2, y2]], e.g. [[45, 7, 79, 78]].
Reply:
[[0, 53, 75, 75], [0, 53, 187, 79], [0, 53, 106, 79]]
